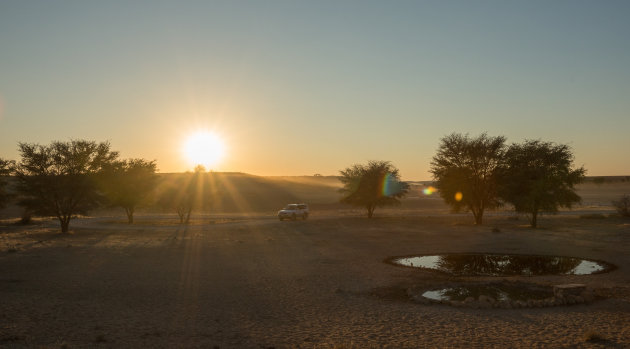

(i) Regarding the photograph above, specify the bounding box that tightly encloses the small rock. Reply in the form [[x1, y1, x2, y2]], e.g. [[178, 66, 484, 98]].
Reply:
[[554, 284, 586, 297]]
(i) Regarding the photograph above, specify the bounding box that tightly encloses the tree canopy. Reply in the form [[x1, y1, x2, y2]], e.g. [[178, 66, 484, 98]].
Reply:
[[339, 160, 409, 218], [430, 133, 506, 225], [15, 140, 119, 232], [100, 158, 158, 224], [498, 140, 585, 227]]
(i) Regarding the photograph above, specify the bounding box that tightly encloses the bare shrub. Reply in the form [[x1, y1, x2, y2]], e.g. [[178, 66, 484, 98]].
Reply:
[[612, 195, 630, 217], [582, 330, 605, 342]]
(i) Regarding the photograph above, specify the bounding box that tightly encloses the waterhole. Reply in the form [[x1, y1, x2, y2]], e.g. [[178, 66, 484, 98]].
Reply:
[[388, 253, 615, 276]]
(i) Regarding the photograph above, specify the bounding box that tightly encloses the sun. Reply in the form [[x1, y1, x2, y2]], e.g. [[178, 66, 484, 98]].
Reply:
[[183, 131, 225, 169]]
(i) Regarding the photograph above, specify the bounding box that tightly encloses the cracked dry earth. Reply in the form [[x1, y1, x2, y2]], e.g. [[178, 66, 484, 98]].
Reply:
[[1, 213, 629, 348]]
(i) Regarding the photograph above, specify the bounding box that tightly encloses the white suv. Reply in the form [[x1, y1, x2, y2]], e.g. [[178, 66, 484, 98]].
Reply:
[[278, 203, 309, 221]]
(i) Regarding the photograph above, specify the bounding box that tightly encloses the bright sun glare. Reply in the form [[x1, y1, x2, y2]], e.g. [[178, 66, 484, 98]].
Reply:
[[184, 131, 225, 169]]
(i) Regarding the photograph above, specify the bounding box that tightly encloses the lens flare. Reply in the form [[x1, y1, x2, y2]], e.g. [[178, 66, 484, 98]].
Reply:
[[380, 173, 403, 197], [423, 186, 436, 195], [381, 173, 393, 196], [455, 192, 463, 202]]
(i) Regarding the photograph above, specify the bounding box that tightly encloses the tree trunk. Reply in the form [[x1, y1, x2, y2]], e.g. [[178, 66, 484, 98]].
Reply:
[[367, 205, 374, 218], [177, 207, 185, 224], [185, 208, 192, 224], [473, 208, 484, 225], [60, 216, 70, 233], [474, 215, 483, 225], [126, 207, 134, 224], [531, 210, 538, 228]]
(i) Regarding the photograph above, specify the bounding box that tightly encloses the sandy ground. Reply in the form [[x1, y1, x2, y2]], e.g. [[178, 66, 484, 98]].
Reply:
[[1, 208, 629, 348]]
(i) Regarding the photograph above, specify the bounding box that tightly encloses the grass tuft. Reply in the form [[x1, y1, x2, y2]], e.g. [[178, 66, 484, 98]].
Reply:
[[583, 330, 606, 342]]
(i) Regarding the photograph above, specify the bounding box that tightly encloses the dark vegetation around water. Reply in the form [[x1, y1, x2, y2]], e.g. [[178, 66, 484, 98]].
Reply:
[[387, 253, 616, 276]]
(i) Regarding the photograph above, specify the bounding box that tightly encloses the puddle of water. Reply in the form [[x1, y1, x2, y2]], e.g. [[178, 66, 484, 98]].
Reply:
[[421, 283, 552, 302], [390, 253, 614, 276]]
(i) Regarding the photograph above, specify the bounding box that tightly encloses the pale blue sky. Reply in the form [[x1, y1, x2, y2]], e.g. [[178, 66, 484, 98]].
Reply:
[[1, 1, 629, 179]]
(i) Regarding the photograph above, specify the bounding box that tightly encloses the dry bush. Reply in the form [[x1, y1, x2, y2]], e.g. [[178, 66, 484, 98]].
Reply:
[[612, 195, 630, 217], [582, 330, 605, 342]]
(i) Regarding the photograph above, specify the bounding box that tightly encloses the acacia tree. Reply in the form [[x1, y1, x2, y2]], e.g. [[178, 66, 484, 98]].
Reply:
[[157, 166, 212, 224], [100, 159, 158, 224], [0, 158, 15, 208], [430, 133, 506, 225], [15, 140, 119, 232], [498, 140, 585, 228], [339, 160, 409, 218]]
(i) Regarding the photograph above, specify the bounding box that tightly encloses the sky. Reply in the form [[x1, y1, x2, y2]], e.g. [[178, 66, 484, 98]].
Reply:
[[1, 0, 629, 180]]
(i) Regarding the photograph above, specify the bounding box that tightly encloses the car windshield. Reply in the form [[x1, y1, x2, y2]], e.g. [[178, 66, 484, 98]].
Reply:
[[284, 205, 298, 210]]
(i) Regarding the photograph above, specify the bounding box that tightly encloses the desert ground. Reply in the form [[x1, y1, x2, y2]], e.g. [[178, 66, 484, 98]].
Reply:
[[1, 179, 629, 348]]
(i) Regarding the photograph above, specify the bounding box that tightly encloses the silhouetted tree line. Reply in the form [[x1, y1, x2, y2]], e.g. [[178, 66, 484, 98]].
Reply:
[[0, 134, 616, 231], [430, 133, 587, 227], [337, 133, 589, 226], [0, 140, 214, 232]]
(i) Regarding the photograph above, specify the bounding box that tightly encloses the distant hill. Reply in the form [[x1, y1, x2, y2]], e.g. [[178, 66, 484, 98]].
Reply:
[[152, 172, 344, 213]]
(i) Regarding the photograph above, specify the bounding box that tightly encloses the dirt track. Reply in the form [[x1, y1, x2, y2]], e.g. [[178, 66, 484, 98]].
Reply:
[[1, 213, 630, 348]]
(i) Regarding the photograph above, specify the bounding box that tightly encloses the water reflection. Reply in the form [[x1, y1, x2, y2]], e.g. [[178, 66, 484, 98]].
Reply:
[[392, 254, 613, 276], [421, 283, 553, 302]]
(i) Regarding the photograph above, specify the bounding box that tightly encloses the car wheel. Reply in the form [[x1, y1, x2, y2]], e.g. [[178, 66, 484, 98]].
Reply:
[[279, 217, 283, 221]]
